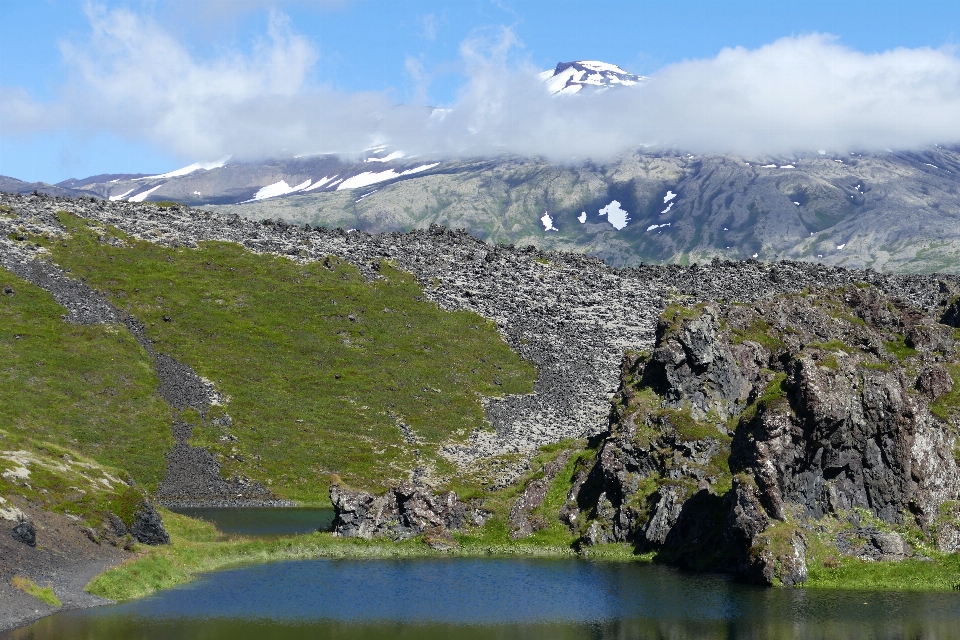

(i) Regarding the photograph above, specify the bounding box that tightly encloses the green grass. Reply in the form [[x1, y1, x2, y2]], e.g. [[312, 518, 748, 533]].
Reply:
[[36, 213, 536, 501], [931, 363, 960, 423], [0, 429, 150, 528], [11, 576, 62, 607], [731, 318, 786, 351], [884, 336, 918, 362], [0, 267, 172, 490], [806, 553, 960, 591], [808, 339, 855, 354]]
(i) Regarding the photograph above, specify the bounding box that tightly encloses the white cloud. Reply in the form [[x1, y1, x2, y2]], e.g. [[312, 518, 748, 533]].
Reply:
[[3, 10, 960, 164]]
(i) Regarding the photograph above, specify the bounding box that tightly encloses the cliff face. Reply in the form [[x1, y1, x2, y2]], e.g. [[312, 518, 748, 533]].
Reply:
[[575, 285, 960, 585]]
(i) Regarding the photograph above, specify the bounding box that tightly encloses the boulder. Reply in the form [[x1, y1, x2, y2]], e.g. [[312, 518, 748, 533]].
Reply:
[[330, 482, 480, 541], [129, 502, 170, 545], [11, 519, 36, 547]]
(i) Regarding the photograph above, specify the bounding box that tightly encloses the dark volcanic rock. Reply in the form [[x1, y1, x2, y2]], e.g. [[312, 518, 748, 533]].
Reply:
[[330, 482, 482, 541], [129, 502, 170, 546], [11, 520, 36, 547], [574, 285, 960, 584]]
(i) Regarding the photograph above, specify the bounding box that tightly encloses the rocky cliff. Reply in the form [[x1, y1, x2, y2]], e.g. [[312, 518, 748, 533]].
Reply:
[[573, 285, 960, 585]]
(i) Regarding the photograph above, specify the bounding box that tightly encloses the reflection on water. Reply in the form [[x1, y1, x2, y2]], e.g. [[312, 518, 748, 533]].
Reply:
[[12, 558, 960, 639], [168, 507, 335, 536]]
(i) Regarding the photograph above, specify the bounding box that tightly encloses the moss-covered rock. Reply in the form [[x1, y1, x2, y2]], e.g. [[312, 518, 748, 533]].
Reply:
[[574, 284, 960, 585]]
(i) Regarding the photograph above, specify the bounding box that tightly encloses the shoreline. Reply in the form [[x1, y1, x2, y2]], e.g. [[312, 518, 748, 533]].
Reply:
[[8, 513, 960, 634]]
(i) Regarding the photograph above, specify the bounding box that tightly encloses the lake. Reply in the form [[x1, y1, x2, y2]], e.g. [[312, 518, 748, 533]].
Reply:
[[10, 557, 960, 639], [167, 506, 335, 536]]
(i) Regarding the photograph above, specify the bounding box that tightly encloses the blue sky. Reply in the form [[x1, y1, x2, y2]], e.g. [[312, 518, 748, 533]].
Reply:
[[1, 0, 959, 182]]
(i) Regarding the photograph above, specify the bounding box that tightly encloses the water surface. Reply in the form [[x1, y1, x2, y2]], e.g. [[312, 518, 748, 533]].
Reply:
[[168, 507, 334, 536], [12, 558, 960, 639]]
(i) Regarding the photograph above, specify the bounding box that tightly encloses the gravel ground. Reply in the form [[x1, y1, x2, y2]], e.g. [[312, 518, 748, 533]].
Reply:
[[0, 499, 127, 634]]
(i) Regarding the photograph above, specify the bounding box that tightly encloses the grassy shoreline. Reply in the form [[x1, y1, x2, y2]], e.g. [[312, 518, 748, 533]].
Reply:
[[86, 509, 960, 603]]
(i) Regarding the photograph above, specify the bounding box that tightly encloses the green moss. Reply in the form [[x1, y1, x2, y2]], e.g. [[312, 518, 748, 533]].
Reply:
[[0, 267, 171, 489], [35, 213, 537, 501], [820, 354, 841, 371], [737, 372, 788, 426], [660, 302, 705, 334], [151, 201, 179, 208], [884, 336, 918, 362], [11, 576, 62, 607], [659, 406, 720, 442], [930, 363, 960, 423], [809, 339, 855, 354], [731, 319, 786, 351]]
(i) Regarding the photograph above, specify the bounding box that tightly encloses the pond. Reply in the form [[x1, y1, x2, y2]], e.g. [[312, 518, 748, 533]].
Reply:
[[11, 558, 960, 639], [167, 507, 335, 536]]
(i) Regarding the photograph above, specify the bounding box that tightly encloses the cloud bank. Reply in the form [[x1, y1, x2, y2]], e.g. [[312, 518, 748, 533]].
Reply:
[[3, 6, 960, 163]]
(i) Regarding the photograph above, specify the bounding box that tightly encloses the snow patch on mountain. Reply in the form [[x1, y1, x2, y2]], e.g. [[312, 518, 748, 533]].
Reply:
[[336, 163, 439, 191], [598, 200, 630, 230], [302, 176, 336, 192], [365, 151, 405, 163], [128, 184, 164, 202], [108, 188, 135, 201], [250, 179, 312, 201], [578, 212, 587, 223], [541, 211, 558, 231], [141, 156, 231, 180]]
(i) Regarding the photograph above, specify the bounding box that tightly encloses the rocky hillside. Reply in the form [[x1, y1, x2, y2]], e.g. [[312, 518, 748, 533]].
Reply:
[[571, 286, 960, 585], [213, 146, 960, 273]]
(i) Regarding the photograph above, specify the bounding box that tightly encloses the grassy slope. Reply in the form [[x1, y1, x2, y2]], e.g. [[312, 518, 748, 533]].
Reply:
[[0, 429, 149, 529], [0, 266, 171, 490], [35, 213, 536, 502]]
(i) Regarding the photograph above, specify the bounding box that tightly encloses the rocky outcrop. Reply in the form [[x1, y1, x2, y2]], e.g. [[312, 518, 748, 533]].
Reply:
[[509, 450, 573, 539], [330, 482, 486, 541], [575, 285, 960, 584], [129, 502, 170, 546]]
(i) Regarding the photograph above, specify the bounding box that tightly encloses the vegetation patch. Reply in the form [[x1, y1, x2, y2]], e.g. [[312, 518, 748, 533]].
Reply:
[[0, 429, 149, 528], [0, 270, 171, 489], [805, 552, 960, 591], [884, 336, 918, 362], [661, 302, 706, 334], [731, 318, 785, 351], [930, 363, 960, 423], [11, 575, 61, 607], [36, 213, 536, 501]]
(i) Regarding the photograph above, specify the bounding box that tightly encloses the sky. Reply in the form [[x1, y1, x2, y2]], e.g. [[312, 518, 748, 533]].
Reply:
[[1, 0, 959, 183]]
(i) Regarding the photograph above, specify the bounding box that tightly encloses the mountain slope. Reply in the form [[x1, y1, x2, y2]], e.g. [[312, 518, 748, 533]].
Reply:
[[208, 147, 960, 273]]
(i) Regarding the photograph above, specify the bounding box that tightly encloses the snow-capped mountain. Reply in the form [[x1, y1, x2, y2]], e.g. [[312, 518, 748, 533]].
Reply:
[[539, 60, 646, 95]]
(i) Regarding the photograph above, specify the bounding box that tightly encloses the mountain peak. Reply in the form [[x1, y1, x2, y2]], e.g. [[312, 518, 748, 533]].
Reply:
[[540, 60, 646, 95]]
